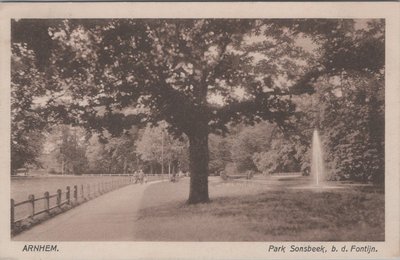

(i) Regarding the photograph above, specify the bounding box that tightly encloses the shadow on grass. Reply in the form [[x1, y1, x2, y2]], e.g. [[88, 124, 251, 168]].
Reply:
[[135, 179, 384, 241]]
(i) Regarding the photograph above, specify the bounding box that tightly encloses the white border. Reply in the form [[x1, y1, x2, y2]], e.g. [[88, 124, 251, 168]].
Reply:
[[0, 2, 399, 259]]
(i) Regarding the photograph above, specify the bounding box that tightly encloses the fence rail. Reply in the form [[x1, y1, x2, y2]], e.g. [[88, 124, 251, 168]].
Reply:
[[270, 172, 302, 176], [82, 173, 171, 177], [11, 175, 167, 233]]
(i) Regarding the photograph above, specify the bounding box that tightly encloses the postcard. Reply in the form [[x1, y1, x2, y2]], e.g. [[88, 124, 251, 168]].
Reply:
[[0, 2, 399, 259]]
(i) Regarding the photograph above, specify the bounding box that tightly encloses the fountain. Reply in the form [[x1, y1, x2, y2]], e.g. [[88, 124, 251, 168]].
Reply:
[[311, 129, 324, 186], [290, 129, 343, 190]]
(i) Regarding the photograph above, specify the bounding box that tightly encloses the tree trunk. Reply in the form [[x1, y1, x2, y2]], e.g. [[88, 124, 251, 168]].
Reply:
[[187, 129, 209, 204]]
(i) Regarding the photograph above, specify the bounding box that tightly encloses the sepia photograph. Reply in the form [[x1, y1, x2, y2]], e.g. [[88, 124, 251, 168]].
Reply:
[[0, 2, 399, 260]]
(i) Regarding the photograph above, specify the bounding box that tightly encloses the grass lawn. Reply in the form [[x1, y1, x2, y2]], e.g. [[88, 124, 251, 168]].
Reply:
[[135, 177, 384, 241]]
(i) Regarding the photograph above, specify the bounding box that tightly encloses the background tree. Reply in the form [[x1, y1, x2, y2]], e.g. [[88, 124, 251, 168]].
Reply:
[[136, 124, 188, 175], [50, 125, 88, 175], [230, 122, 275, 173], [208, 134, 231, 175], [317, 73, 384, 183], [252, 134, 301, 174], [85, 127, 140, 175], [11, 43, 47, 173], [85, 134, 108, 174], [291, 20, 385, 183]]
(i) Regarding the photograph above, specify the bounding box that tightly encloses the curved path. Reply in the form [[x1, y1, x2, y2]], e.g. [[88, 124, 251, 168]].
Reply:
[[13, 182, 158, 241]]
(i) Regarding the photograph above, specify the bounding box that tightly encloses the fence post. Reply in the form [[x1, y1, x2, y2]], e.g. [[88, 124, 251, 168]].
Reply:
[[66, 186, 70, 204], [28, 194, 35, 217], [73, 185, 78, 201], [81, 185, 84, 199], [10, 199, 15, 231], [44, 191, 50, 214], [57, 189, 62, 206], [87, 184, 90, 198]]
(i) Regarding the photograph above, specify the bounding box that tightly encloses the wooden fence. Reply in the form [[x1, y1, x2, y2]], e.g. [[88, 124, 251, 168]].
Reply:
[[10, 176, 144, 233]]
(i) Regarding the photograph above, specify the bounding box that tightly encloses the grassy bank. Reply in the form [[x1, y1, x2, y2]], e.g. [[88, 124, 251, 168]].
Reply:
[[135, 178, 384, 241]]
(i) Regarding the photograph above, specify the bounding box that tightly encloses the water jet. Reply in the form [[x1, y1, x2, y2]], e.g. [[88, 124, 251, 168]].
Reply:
[[311, 129, 324, 186]]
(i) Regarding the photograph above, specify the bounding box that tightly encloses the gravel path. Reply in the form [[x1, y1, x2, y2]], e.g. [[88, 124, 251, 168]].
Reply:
[[13, 182, 158, 241]]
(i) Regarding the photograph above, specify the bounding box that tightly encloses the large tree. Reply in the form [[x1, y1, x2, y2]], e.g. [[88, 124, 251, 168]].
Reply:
[[12, 19, 383, 203], [43, 19, 312, 203]]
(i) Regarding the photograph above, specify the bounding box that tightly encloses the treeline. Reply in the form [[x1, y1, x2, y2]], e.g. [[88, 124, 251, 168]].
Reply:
[[30, 124, 188, 176], [11, 69, 384, 183], [18, 72, 384, 186]]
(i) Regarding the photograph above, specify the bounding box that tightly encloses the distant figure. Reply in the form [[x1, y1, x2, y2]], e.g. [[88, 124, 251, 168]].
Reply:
[[246, 170, 254, 179], [133, 170, 139, 184], [171, 172, 179, 183], [138, 169, 145, 184]]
